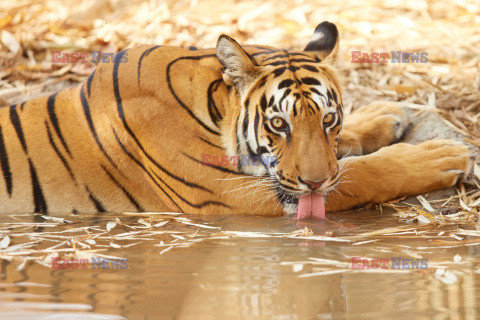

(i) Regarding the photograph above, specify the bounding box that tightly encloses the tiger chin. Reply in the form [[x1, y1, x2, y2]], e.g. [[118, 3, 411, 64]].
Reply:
[[0, 21, 474, 218]]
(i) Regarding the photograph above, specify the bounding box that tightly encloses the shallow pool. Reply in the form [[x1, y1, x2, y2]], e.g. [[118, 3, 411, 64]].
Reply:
[[0, 209, 479, 319]]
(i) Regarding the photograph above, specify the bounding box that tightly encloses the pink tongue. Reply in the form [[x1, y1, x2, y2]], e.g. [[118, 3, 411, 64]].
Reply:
[[295, 193, 325, 220]]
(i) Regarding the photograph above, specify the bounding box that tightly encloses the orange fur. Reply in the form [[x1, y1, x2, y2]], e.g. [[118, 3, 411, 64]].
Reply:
[[0, 22, 472, 215]]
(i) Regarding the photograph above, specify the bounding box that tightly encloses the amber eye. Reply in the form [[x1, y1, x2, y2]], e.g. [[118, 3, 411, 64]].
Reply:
[[323, 113, 335, 126], [270, 116, 289, 131]]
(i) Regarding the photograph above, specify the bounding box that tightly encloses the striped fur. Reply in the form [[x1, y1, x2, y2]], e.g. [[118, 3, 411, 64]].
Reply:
[[0, 22, 473, 215]]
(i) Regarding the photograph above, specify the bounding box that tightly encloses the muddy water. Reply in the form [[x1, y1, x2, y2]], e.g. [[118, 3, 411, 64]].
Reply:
[[0, 210, 479, 320]]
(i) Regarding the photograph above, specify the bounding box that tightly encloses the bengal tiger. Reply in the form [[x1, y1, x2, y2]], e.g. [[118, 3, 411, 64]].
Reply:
[[0, 21, 473, 219]]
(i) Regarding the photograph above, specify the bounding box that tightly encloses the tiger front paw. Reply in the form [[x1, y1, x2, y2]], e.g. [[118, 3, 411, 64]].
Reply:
[[338, 101, 410, 158], [371, 139, 474, 202], [327, 139, 475, 212]]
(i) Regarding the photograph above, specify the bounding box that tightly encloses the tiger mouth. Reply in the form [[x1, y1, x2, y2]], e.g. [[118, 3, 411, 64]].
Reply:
[[275, 181, 339, 215], [275, 182, 336, 201], [281, 194, 300, 216], [283, 195, 299, 204]]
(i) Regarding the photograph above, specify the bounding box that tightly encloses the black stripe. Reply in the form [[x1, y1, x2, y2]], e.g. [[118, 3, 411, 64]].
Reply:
[[102, 165, 143, 211], [337, 103, 343, 118], [80, 87, 118, 169], [268, 96, 275, 108], [242, 100, 249, 143], [326, 89, 333, 101], [260, 94, 268, 111], [165, 54, 222, 135], [264, 121, 275, 135], [278, 89, 291, 108], [302, 77, 322, 86], [277, 181, 298, 191], [312, 100, 321, 112], [288, 65, 301, 73], [20, 102, 26, 111], [262, 53, 288, 62], [113, 51, 215, 192], [45, 121, 76, 182], [86, 70, 95, 97], [257, 76, 268, 89], [198, 136, 223, 150], [278, 79, 295, 90], [266, 61, 288, 66], [137, 45, 162, 85], [290, 58, 317, 64], [251, 50, 279, 56], [310, 87, 323, 96], [0, 125, 12, 196], [301, 65, 318, 72], [234, 114, 241, 155], [28, 159, 47, 212], [289, 52, 314, 57], [112, 126, 184, 211], [182, 152, 243, 175], [151, 169, 230, 209], [273, 67, 286, 77], [206, 79, 223, 126], [9, 105, 28, 153], [253, 110, 260, 154], [47, 93, 71, 156], [86, 186, 106, 212], [331, 88, 338, 103]]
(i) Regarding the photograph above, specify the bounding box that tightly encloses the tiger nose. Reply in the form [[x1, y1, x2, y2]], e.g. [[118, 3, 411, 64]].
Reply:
[[299, 177, 327, 190]]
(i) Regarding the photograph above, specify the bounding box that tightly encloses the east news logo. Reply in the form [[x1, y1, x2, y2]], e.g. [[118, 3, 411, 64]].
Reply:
[[351, 257, 428, 269], [52, 257, 128, 270], [51, 51, 128, 64], [201, 153, 277, 167], [351, 51, 428, 63]]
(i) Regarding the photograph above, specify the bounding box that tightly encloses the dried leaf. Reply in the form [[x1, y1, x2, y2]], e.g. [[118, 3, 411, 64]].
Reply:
[[1, 235, 10, 249], [434, 269, 458, 284], [1, 31, 20, 54], [417, 196, 435, 212], [106, 222, 116, 232]]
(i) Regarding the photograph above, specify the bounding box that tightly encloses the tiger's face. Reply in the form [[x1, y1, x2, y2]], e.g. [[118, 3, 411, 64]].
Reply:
[[217, 22, 342, 215], [247, 66, 343, 213]]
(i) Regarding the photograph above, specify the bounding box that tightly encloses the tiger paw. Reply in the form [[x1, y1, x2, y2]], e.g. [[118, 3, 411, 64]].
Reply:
[[338, 101, 410, 158], [370, 139, 475, 203]]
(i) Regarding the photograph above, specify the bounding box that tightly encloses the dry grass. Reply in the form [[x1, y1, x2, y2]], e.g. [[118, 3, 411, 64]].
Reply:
[[0, 0, 478, 142]]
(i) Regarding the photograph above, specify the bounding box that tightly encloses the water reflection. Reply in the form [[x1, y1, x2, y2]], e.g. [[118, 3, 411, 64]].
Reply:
[[0, 211, 478, 319]]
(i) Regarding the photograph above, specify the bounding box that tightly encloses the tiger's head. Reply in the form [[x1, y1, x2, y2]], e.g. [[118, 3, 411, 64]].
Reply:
[[216, 22, 343, 217]]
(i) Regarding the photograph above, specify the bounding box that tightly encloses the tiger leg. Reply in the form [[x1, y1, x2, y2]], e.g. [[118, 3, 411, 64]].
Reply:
[[337, 101, 410, 158], [327, 139, 474, 211]]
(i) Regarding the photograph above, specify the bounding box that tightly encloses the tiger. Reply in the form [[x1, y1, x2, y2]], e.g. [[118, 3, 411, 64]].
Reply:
[[0, 21, 473, 219]]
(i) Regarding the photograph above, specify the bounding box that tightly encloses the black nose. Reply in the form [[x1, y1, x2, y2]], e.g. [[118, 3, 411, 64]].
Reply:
[[298, 177, 327, 190]]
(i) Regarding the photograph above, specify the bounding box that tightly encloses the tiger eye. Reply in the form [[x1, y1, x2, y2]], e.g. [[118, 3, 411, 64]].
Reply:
[[270, 117, 288, 131], [323, 113, 335, 125]]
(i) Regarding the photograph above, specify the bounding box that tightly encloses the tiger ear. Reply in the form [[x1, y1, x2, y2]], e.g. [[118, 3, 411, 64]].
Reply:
[[304, 21, 339, 61], [216, 35, 259, 94]]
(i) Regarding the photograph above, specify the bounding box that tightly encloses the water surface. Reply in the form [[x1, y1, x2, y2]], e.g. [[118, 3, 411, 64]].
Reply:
[[0, 210, 479, 319]]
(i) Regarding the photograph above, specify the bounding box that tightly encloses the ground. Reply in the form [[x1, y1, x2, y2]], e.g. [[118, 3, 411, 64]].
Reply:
[[1, 0, 479, 144]]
